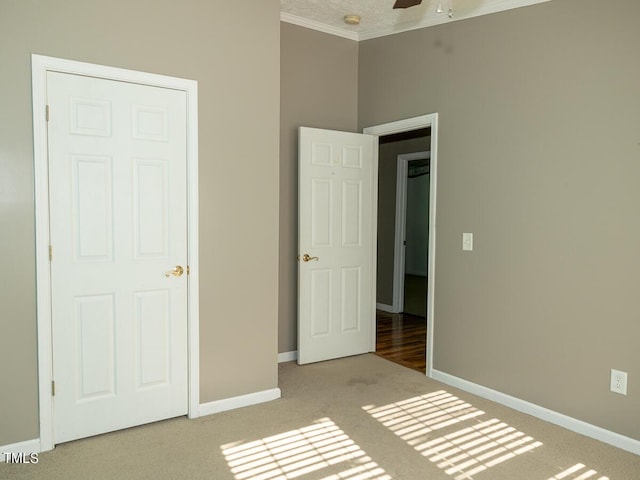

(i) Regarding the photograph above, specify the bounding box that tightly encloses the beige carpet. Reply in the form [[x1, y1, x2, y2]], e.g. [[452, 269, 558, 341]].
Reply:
[[2, 354, 638, 479]]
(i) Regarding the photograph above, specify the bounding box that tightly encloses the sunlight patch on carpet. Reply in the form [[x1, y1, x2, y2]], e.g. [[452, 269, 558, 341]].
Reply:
[[547, 463, 609, 480], [363, 390, 542, 479], [220, 418, 391, 480]]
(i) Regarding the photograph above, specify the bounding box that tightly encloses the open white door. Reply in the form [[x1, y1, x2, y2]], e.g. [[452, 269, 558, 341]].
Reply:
[[298, 127, 378, 364]]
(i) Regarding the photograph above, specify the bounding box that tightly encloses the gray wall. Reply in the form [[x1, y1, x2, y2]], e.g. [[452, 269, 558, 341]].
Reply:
[[0, 0, 280, 446], [279, 23, 359, 353], [359, 0, 640, 439], [405, 171, 430, 276]]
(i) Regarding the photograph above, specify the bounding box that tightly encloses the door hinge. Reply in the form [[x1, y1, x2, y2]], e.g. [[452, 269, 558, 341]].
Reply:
[[51, 380, 56, 396], [45, 105, 50, 122], [49, 245, 53, 261]]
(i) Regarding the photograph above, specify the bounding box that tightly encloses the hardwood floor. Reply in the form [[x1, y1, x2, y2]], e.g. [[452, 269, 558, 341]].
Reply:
[[375, 310, 427, 373]]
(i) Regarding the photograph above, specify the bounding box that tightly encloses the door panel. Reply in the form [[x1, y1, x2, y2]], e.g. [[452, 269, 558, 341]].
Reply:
[[75, 294, 116, 400], [298, 127, 377, 364], [134, 290, 171, 389], [133, 159, 170, 258], [48, 71, 188, 443], [73, 155, 113, 260], [341, 266, 361, 332]]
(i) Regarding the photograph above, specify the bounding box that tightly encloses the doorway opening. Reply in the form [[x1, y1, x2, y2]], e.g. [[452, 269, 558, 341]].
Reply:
[[394, 149, 431, 317], [363, 115, 437, 376]]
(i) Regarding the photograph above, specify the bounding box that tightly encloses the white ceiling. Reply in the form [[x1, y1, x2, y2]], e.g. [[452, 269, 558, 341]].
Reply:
[[281, 0, 551, 41]]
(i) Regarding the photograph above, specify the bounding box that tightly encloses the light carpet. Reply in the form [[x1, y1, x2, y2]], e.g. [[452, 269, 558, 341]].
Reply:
[[2, 354, 638, 479]]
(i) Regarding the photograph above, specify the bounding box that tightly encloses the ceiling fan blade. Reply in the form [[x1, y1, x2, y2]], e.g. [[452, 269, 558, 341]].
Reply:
[[393, 0, 422, 8]]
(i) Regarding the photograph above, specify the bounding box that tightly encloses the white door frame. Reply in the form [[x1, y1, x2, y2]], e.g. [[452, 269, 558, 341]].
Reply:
[[31, 54, 200, 452], [363, 113, 437, 378], [393, 151, 431, 314]]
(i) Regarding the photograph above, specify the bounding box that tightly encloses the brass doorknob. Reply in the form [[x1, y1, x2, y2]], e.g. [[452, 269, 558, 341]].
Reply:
[[302, 254, 319, 262], [165, 265, 184, 277]]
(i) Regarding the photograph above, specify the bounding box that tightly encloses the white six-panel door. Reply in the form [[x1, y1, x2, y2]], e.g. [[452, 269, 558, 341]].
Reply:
[[298, 127, 378, 364], [47, 71, 188, 443]]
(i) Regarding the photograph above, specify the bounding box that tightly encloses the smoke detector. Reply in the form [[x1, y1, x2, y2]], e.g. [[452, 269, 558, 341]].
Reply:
[[343, 14, 361, 25]]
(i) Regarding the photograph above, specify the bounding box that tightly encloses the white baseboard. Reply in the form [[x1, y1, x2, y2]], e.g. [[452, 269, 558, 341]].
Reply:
[[199, 388, 281, 417], [376, 303, 395, 313], [278, 351, 298, 363], [2, 389, 282, 460], [431, 369, 640, 456], [0, 438, 41, 463]]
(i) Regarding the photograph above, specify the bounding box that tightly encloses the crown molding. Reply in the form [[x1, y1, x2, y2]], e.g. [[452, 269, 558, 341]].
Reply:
[[357, 15, 451, 41], [280, 12, 359, 41], [281, 0, 551, 42]]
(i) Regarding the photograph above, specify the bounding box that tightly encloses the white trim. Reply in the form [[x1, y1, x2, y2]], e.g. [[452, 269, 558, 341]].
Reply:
[[280, 12, 359, 41], [199, 388, 282, 417], [370, 138, 380, 353], [375, 303, 395, 313], [278, 351, 298, 363], [32, 54, 53, 452], [393, 151, 431, 314], [364, 114, 438, 379], [431, 369, 640, 456], [393, 158, 408, 314], [0, 439, 41, 463], [31, 54, 200, 451], [185, 71, 201, 421], [364, 115, 435, 137]]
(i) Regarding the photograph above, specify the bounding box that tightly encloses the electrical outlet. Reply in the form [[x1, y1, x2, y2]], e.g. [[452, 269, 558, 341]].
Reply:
[[610, 369, 628, 395]]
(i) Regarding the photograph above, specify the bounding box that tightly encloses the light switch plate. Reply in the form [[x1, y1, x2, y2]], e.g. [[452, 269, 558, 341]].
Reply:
[[462, 232, 473, 251]]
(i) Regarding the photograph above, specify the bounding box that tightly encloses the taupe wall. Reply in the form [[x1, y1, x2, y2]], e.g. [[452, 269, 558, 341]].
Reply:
[[377, 136, 431, 306], [279, 23, 358, 353], [0, 0, 280, 446], [359, 0, 640, 439]]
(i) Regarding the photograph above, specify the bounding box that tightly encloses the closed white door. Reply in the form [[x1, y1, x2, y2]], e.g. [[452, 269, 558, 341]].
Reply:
[[47, 71, 188, 443], [298, 127, 378, 364]]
